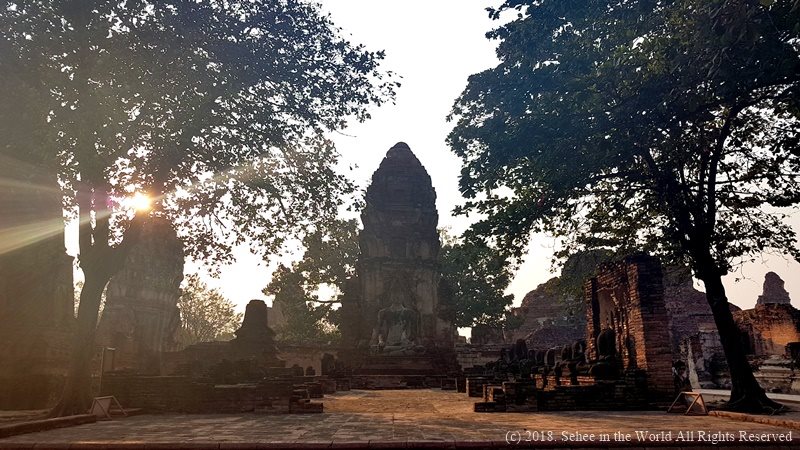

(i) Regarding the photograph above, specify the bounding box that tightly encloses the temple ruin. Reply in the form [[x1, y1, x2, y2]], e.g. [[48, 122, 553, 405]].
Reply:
[[675, 272, 800, 393], [466, 255, 674, 412], [95, 216, 185, 374], [339, 142, 457, 383], [507, 278, 584, 351]]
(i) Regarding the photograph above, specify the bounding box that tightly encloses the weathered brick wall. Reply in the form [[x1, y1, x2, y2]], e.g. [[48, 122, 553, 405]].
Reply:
[[584, 278, 599, 361], [662, 268, 717, 357], [734, 304, 800, 357], [0, 325, 73, 409], [455, 344, 504, 369], [470, 325, 506, 345], [0, 163, 75, 409], [626, 257, 674, 399], [100, 375, 294, 414], [585, 255, 675, 401], [683, 330, 731, 389]]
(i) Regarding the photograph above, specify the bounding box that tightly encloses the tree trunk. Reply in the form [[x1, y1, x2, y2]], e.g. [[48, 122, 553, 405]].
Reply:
[[49, 270, 111, 417], [49, 196, 144, 417], [699, 270, 783, 413]]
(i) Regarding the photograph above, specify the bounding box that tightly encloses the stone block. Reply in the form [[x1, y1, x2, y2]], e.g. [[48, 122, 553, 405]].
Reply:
[[473, 401, 506, 412], [466, 378, 486, 397], [440, 378, 457, 390], [482, 385, 505, 404]]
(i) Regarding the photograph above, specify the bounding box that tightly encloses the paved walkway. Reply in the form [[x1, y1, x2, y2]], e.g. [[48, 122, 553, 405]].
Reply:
[[0, 390, 796, 446]]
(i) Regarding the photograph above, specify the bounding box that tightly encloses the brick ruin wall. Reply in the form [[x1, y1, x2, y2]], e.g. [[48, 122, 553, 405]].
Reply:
[[585, 255, 674, 401], [734, 304, 800, 357]]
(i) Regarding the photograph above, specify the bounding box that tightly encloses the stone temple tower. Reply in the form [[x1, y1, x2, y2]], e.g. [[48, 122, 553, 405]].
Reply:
[[341, 142, 455, 359], [95, 216, 184, 374]]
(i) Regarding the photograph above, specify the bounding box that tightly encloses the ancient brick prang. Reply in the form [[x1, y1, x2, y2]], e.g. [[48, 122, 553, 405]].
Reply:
[[757, 271, 792, 306], [95, 216, 184, 374], [342, 142, 454, 355]]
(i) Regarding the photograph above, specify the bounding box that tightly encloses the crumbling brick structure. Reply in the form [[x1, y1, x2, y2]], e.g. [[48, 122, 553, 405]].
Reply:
[[734, 304, 800, 357], [95, 216, 184, 374], [585, 254, 674, 401]]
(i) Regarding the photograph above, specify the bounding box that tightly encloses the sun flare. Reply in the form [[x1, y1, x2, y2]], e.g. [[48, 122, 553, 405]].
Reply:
[[127, 192, 152, 212]]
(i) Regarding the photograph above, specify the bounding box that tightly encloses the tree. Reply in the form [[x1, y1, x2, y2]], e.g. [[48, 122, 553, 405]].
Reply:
[[264, 264, 338, 343], [448, 0, 799, 412], [1, 0, 395, 415], [294, 218, 361, 303], [556, 249, 616, 318], [176, 274, 242, 346], [439, 231, 514, 328], [261, 218, 360, 341]]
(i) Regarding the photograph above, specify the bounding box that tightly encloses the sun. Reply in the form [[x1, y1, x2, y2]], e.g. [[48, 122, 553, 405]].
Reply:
[[128, 192, 152, 212]]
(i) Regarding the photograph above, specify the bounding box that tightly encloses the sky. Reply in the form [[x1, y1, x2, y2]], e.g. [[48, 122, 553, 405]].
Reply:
[[190, 0, 799, 316]]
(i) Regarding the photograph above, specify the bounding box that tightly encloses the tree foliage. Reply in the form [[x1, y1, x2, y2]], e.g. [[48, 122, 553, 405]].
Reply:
[[2, 0, 397, 263], [557, 249, 616, 318], [263, 264, 339, 344], [439, 231, 514, 328], [294, 218, 361, 297], [176, 274, 242, 347], [260, 218, 360, 342], [449, 0, 799, 412], [1, 0, 395, 415], [451, 0, 799, 268]]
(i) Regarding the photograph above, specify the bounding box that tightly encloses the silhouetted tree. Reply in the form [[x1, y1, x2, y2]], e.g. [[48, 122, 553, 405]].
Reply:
[[439, 231, 514, 328], [449, 0, 799, 412], [264, 264, 338, 343], [1, 0, 395, 415]]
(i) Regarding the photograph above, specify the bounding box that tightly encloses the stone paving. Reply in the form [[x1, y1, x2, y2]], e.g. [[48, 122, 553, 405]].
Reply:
[[0, 389, 796, 445]]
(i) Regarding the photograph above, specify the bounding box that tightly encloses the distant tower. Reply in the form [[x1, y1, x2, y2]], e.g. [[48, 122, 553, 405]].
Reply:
[[341, 142, 454, 354], [756, 272, 792, 306]]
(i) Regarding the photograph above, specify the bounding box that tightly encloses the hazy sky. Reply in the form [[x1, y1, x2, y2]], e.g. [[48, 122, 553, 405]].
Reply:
[[191, 0, 799, 314]]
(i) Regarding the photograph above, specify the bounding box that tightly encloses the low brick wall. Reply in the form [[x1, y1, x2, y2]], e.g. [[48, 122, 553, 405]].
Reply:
[[456, 344, 504, 370], [100, 375, 295, 414]]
